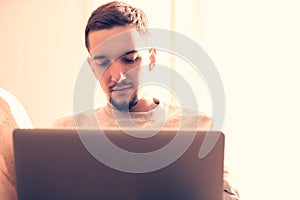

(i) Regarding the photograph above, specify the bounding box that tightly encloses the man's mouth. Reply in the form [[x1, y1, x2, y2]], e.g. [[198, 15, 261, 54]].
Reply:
[[109, 81, 134, 94], [110, 84, 135, 96], [112, 86, 132, 92]]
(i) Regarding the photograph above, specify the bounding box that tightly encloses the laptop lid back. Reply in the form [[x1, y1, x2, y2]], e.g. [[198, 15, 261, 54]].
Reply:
[[13, 129, 224, 200]]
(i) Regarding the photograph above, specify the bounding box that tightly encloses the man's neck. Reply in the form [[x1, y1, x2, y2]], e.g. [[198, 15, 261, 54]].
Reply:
[[129, 98, 159, 112]]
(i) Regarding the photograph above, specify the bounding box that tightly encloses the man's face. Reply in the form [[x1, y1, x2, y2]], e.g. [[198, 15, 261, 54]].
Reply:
[[87, 25, 148, 111]]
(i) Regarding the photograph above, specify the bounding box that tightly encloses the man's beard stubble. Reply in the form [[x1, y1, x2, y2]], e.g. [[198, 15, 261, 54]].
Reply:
[[110, 94, 138, 111], [108, 79, 139, 111]]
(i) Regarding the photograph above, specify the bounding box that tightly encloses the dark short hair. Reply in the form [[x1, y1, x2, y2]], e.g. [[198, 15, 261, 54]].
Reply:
[[85, 1, 149, 51]]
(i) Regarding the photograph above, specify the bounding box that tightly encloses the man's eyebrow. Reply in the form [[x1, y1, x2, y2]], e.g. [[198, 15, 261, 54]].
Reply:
[[121, 50, 138, 56], [92, 55, 109, 60], [92, 50, 138, 60]]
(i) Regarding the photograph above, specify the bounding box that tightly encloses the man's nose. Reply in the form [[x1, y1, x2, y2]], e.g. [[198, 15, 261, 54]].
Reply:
[[110, 62, 127, 83]]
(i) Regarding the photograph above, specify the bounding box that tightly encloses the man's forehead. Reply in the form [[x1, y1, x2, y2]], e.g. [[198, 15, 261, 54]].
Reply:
[[92, 50, 139, 60], [91, 41, 136, 60], [88, 26, 144, 58]]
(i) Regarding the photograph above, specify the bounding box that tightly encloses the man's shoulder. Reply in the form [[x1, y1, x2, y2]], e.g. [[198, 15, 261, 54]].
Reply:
[[162, 103, 212, 130], [53, 114, 76, 128], [53, 107, 106, 128], [164, 103, 211, 118]]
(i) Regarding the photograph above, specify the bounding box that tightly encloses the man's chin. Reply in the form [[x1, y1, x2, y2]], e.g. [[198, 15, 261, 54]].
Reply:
[[111, 101, 130, 111], [110, 97, 138, 111]]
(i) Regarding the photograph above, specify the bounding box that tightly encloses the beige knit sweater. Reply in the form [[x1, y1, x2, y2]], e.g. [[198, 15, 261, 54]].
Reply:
[[54, 102, 239, 199]]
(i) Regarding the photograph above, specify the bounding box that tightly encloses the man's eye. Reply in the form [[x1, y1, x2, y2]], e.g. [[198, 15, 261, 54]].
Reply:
[[121, 56, 140, 64], [97, 60, 111, 68]]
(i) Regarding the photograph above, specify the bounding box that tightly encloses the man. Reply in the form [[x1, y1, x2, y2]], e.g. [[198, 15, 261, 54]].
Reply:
[[54, 1, 239, 199]]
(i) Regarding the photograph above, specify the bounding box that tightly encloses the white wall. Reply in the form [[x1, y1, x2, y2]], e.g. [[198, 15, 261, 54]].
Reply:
[[200, 0, 300, 199], [0, 0, 92, 127]]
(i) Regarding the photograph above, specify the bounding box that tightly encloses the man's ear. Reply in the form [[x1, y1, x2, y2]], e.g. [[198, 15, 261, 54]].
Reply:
[[149, 48, 156, 71], [87, 57, 97, 78]]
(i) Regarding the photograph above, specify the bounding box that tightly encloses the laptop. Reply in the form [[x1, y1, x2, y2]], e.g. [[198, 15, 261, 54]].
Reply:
[[13, 129, 224, 200]]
